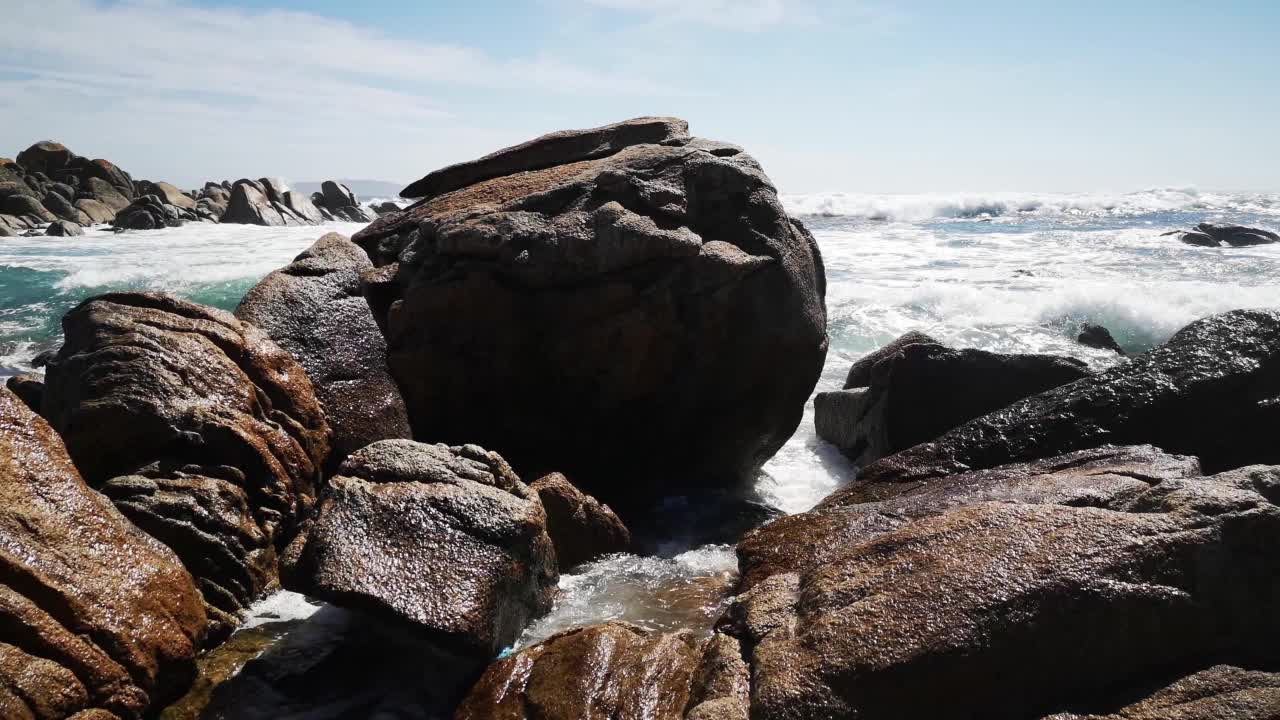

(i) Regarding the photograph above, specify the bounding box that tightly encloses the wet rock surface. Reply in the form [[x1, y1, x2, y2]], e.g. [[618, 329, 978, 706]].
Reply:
[[352, 116, 827, 500], [40, 292, 330, 634], [815, 336, 1090, 466], [1167, 222, 1280, 247], [728, 445, 1280, 719], [1078, 322, 1127, 355], [530, 472, 631, 570], [860, 309, 1280, 484], [294, 440, 557, 660], [1042, 664, 1280, 720], [0, 387, 207, 719], [236, 232, 411, 466]]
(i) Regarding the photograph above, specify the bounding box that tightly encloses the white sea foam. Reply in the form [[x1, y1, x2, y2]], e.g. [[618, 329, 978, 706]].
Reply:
[[782, 188, 1280, 221], [241, 590, 324, 629]]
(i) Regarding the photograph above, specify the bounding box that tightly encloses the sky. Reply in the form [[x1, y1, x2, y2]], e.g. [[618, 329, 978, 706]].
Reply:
[[1, 0, 1277, 194]]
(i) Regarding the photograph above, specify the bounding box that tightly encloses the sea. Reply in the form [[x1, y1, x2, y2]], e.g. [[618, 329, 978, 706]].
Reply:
[[2, 188, 1278, 713]]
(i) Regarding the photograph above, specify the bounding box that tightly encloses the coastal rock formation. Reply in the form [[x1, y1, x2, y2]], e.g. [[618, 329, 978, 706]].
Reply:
[[40, 292, 330, 635], [1077, 322, 1126, 355], [294, 440, 557, 659], [46, 219, 84, 236], [137, 180, 197, 211], [728, 446, 1280, 719], [0, 387, 207, 719], [0, 141, 136, 228], [815, 336, 1090, 466], [113, 194, 202, 230], [1166, 222, 1279, 247], [1043, 665, 1280, 720], [860, 309, 1280, 484], [455, 622, 746, 720], [236, 233, 410, 465], [351, 117, 828, 497], [221, 178, 373, 226], [529, 472, 631, 569]]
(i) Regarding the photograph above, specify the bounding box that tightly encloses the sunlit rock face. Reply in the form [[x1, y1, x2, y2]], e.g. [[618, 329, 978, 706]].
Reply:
[[353, 116, 828, 502]]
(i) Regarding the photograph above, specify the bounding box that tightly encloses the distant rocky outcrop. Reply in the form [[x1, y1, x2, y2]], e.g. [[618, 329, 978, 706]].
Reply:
[[350, 116, 828, 501], [218, 178, 373, 226], [292, 440, 557, 662], [0, 141, 135, 231], [113, 194, 203, 230], [0, 386, 208, 719], [40, 292, 331, 639], [1165, 222, 1279, 247], [815, 335, 1090, 466]]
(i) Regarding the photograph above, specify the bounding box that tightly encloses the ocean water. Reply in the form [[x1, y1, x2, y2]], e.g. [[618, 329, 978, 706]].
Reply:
[[3, 189, 1279, 714]]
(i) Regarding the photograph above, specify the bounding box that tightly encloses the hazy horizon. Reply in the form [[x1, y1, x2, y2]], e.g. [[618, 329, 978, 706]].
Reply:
[[3, 1, 1277, 194]]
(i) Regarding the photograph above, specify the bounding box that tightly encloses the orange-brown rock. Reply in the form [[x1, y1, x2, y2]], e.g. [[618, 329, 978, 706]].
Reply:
[[0, 386, 206, 719], [40, 292, 330, 635], [530, 472, 630, 569], [1043, 665, 1280, 719]]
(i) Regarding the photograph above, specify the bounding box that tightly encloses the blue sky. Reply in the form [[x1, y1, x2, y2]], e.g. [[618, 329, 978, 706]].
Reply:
[[1, 0, 1276, 193]]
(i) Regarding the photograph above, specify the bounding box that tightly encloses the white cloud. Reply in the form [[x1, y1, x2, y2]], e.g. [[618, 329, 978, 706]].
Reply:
[[582, 0, 815, 31]]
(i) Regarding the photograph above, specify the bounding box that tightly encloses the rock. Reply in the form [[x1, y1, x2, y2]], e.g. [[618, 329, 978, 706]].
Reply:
[[16, 140, 74, 175], [1077, 322, 1126, 355], [815, 339, 1090, 466], [0, 386, 207, 719], [0, 180, 31, 199], [728, 447, 1280, 720], [235, 233, 411, 465], [48, 181, 76, 201], [373, 200, 402, 215], [2, 192, 56, 222], [320, 180, 357, 210], [1042, 665, 1280, 720], [1168, 223, 1280, 247], [41, 292, 330, 631], [42, 190, 91, 224], [861, 309, 1280, 483], [454, 622, 735, 720], [351, 118, 828, 498], [402, 116, 691, 200], [5, 372, 44, 412], [281, 190, 325, 224], [841, 330, 937, 388], [113, 195, 195, 230], [80, 158, 135, 201], [75, 197, 116, 224], [84, 176, 131, 211], [46, 218, 84, 236], [530, 472, 630, 569], [221, 182, 287, 226], [137, 180, 196, 210], [294, 440, 557, 658], [257, 178, 285, 203]]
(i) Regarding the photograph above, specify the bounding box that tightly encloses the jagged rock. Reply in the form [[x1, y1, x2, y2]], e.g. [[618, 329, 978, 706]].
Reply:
[[455, 622, 739, 720], [236, 233, 411, 465], [815, 338, 1090, 467], [1077, 322, 1126, 355], [16, 140, 75, 175], [5, 373, 44, 412], [403, 116, 691, 201], [530, 472, 630, 569], [46, 219, 84, 236], [75, 198, 116, 224], [137, 180, 196, 210], [728, 447, 1280, 719], [2, 192, 56, 222], [320, 180, 357, 210], [41, 292, 330, 632], [84, 176, 131, 212], [221, 182, 287, 226], [294, 440, 556, 659], [350, 118, 827, 499], [1042, 665, 1280, 720], [257, 178, 285, 203], [0, 387, 207, 719], [860, 309, 1280, 484]]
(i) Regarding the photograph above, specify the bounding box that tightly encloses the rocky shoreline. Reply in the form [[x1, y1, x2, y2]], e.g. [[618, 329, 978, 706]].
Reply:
[[1, 117, 1278, 719]]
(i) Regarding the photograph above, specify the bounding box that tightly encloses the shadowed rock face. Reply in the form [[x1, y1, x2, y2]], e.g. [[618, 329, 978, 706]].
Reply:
[[236, 233, 411, 467], [0, 387, 207, 720], [455, 622, 747, 720], [860, 309, 1280, 485], [816, 338, 1090, 467], [727, 445, 1280, 720], [529, 472, 630, 570], [1042, 665, 1280, 720], [295, 440, 557, 660], [40, 292, 330, 636], [352, 118, 828, 499]]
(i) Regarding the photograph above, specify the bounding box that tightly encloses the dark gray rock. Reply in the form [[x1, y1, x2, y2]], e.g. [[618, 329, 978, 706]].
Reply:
[[16, 140, 75, 175], [842, 330, 937, 389], [42, 191, 91, 224], [136, 180, 196, 210], [1167, 223, 1280, 247], [46, 219, 84, 236], [2, 192, 56, 222], [235, 233, 411, 466], [113, 195, 196, 230], [222, 182, 287, 226], [1078, 322, 1126, 355], [84, 176, 131, 211]]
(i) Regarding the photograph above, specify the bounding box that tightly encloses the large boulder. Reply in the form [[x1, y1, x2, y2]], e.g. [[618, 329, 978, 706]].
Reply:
[[235, 233, 411, 465], [1043, 665, 1280, 720], [281, 190, 325, 224], [84, 176, 131, 212], [46, 218, 84, 236], [75, 197, 117, 224], [529, 472, 630, 569], [112, 195, 197, 230], [137, 180, 196, 210], [2, 192, 56, 222], [815, 338, 1090, 466], [727, 447, 1280, 720], [1168, 222, 1279, 247], [16, 140, 75, 175], [41, 292, 330, 636], [293, 440, 557, 660], [79, 158, 135, 201], [351, 117, 828, 498], [860, 309, 1280, 484], [220, 182, 287, 226], [0, 387, 207, 719], [315, 180, 373, 222], [455, 622, 747, 720], [41, 190, 91, 224]]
